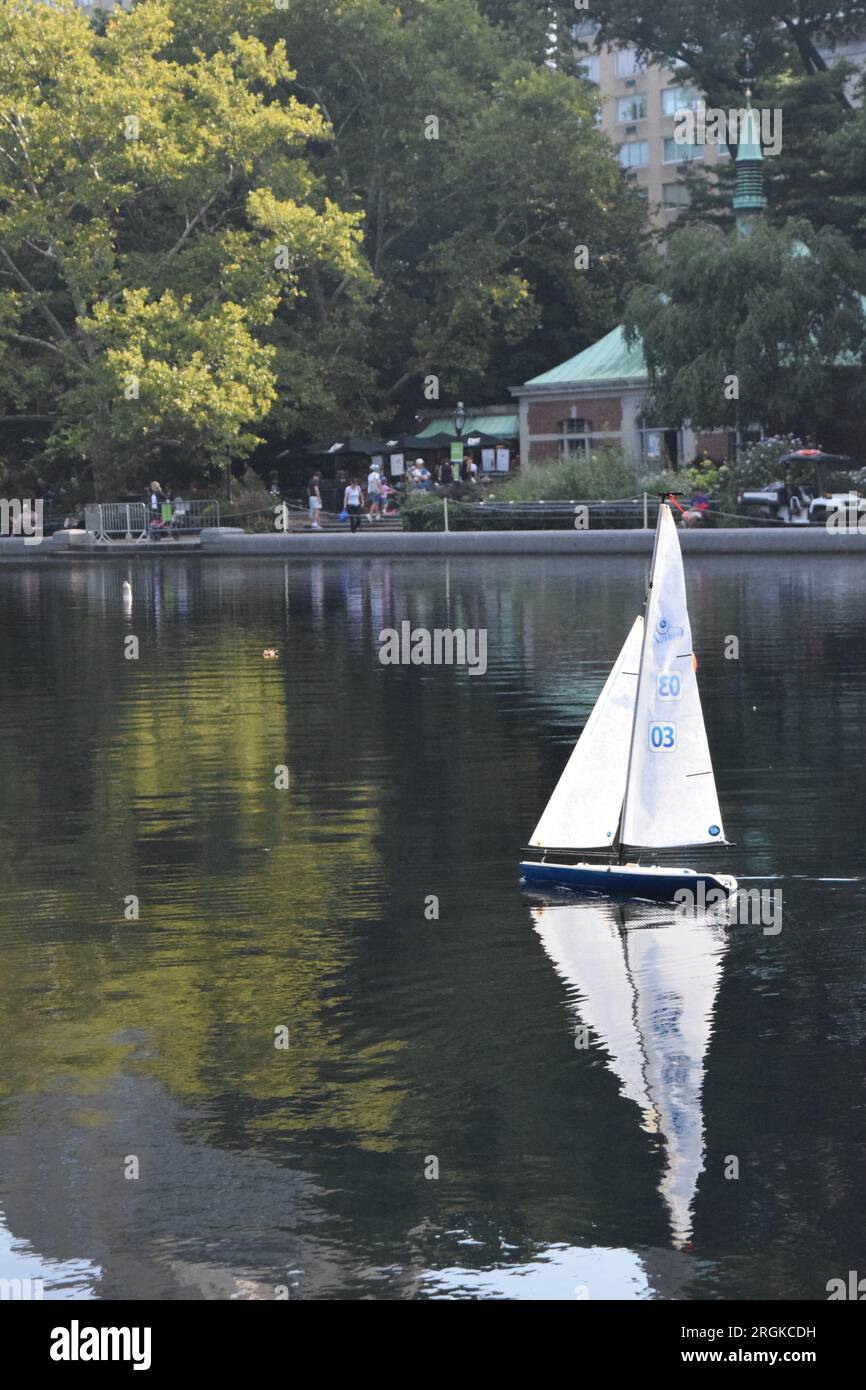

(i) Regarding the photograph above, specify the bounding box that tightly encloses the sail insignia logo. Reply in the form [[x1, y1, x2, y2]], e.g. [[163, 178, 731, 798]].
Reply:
[[653, 616, 683, 645]]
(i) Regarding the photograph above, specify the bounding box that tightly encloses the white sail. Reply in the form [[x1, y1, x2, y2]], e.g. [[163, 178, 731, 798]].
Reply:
[[530, 617, 643, 850], [621, 506, 725, 849]]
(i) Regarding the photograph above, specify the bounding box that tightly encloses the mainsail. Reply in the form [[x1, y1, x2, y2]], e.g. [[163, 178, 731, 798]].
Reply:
[[529, 503, 724, 856], [620, 506, 725, 849], [530, 616, 642, 849]]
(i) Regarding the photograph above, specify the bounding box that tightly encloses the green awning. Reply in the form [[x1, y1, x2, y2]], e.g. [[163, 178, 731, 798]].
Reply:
[[416, 414, 518, 439]]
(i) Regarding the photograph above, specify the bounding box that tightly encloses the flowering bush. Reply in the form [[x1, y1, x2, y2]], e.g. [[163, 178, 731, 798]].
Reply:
[[639, 462, 736, 520], [734, 435, 807, 487]]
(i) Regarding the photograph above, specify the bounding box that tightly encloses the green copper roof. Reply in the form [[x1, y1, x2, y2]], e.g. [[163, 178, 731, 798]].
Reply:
[[736, 99, 763, 163], [523, 323, 647, 387], [734, 97, 766, 231], [416, 413, 518, 439]]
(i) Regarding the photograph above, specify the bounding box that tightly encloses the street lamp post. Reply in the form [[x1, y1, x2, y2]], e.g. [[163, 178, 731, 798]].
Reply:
[[444, 400, 466, 533]]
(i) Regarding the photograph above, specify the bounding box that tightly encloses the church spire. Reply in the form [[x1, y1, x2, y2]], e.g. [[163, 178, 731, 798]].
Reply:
[[733, 89, 766, 236]]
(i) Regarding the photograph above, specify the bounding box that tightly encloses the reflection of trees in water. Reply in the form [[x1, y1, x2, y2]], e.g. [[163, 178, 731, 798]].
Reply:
[[0, 560, 405, 1162]]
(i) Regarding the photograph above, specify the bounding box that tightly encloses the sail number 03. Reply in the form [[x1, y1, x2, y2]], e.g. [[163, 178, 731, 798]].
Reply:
[[649, 722, 676, 751], [656, 672, 682, 699]]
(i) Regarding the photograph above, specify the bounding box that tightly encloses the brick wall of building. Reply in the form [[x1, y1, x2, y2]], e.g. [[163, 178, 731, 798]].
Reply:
[[527, 396, 624, 438], [693, 430, 732, 460], [527, 440, 562, 462]]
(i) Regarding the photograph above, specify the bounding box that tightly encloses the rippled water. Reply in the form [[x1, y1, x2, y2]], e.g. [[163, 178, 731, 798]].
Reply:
[[1, 554, 865, 1300]]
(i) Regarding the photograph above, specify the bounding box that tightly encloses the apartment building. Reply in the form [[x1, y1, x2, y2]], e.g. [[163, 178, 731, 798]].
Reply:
[[571, 21, 729, 225], [573, 22, 866, 225]]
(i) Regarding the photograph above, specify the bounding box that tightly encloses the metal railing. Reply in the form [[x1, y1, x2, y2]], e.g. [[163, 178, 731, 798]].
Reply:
[[84, 502, 149, 544], [446, 496, 720, 530], [163, 499, 220, 532], [83, 499, 220, 543]]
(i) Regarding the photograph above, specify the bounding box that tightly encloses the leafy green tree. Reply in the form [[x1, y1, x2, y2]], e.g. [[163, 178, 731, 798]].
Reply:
[[824, 87, 866, 250], [0, 0, 369, 497], [624, 220, 866, 445], [166, 0, 645, 422]]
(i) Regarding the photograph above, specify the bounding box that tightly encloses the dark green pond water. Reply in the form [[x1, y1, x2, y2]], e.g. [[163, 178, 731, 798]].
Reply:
[[1, 554, 865, 1300]]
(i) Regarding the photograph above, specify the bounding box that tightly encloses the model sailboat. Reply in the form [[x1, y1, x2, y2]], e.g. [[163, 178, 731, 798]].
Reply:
[[520, 502, 737, 901]]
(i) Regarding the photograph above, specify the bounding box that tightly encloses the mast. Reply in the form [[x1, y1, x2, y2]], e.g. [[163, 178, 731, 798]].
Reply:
[[614, 498, 670, 863]]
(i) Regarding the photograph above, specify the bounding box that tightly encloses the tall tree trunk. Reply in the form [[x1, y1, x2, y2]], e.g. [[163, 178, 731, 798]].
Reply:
[[87, 408, 119, 501]]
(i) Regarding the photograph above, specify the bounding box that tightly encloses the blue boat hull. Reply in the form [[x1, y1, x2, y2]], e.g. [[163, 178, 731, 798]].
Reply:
[[519, 859, 737, 903]]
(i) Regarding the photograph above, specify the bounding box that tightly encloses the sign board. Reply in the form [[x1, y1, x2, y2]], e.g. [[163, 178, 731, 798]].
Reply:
[[390, 453, 404, 477], [450, 441, 464, 464], [481, 448, 495, 471], [495, 447, 510, 472]]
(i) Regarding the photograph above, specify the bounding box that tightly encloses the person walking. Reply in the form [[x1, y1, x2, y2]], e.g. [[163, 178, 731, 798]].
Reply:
[[148, 480, 166, 539], [308, 471, 323, 529], [344, 476, 364, 532], [366, 463, 383, 522]]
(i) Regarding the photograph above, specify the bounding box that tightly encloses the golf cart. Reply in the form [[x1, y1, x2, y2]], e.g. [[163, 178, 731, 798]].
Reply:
[[738, 449, 864, 526]]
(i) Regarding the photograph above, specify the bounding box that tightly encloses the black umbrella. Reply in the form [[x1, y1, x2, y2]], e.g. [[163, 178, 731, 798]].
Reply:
[[380, 432, 452, 452]]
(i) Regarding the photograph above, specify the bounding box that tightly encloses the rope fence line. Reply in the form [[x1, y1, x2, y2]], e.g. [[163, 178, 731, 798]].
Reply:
[[223, 493, 842, 530]]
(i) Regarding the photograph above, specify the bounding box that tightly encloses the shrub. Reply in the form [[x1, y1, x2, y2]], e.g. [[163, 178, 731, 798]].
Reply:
[[223, 468, 274, 531], [641, 463, 736, 517], [497, 447, 643, 501], [401, 494, 445, 531]]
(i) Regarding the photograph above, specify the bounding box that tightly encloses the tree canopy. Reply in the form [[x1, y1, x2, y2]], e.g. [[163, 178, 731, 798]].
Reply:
[[624, 221, 866, 443], [582, 0, 866, 109], [0, 0, 645, 497], [0, 0, 374, 495]]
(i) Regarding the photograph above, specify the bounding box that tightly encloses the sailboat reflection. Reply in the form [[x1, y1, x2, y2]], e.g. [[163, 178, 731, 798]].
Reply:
[[531, 896, 728, 1249]]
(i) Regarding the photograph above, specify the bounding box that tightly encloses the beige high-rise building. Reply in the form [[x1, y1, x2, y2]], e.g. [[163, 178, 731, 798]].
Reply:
[[572, 21, 866, 226], [571, 21, 731, 225]]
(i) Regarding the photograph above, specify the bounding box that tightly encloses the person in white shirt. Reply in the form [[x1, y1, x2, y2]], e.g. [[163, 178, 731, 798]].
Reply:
[[344, 477, 364, 532], [366, 466, 382, 521]]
